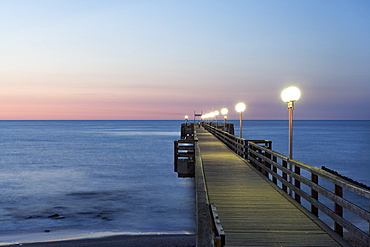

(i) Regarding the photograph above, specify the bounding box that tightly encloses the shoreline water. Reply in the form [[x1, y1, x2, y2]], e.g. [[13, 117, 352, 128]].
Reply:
[[0, 229, 195, 246], [1, 233, 196, 247]]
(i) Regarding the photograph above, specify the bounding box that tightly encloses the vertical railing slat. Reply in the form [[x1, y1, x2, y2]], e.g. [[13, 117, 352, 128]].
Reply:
[[334, 184, 344, 237], [311, 173, 319, 217], [294, 165, 301, 203], [282, 160, 288, 193], [272, 155, 278, 185]]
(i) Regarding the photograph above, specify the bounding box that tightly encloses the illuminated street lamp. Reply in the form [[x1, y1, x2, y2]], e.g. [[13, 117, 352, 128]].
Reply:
[[214, 111, 219, 127], [281, 86, 301, 159], [202, 114, 206, 123], [235, 102, 246, 138], [221, 108, 228, 129], [210, 112, 215, 124], [205, 113, 210, 123]]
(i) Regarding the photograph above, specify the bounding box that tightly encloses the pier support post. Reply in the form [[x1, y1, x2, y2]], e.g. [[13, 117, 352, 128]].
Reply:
[[334, 184, 343, 237]]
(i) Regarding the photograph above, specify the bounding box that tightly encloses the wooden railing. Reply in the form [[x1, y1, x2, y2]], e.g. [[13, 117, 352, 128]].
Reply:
[[203, 123, 272, 159], [202, 123, 370, 246]]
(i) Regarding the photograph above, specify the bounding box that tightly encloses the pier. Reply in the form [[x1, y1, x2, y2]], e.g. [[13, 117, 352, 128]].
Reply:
[[174, 123, 370, 247]]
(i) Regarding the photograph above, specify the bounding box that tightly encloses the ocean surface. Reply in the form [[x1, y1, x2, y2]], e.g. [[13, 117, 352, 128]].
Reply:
[[0, 120, 369, 244], [0, 120, 195, 245]]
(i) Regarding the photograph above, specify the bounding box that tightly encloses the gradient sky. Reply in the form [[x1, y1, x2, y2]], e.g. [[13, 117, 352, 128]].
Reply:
[[1, 0, 369, 120]]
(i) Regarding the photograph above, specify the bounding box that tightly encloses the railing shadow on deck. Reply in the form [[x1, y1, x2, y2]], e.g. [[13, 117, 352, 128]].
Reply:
[[203, 123, 370, 247]]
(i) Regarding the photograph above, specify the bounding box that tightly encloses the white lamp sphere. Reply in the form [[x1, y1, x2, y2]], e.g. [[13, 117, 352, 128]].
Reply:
[[281, 86, 301, 103], [221, 108, 228, 115], [235, 102, 246, 113]]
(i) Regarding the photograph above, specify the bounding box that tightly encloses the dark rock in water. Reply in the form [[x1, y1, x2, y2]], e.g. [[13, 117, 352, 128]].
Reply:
[[26, 215, 42, 219], [44, 229, 50, 232], [47, 214, 65, 219], [101, 217, 112, 221], [48, 214, 60, 218]]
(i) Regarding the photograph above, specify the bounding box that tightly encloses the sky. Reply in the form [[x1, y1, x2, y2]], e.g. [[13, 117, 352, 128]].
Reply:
[[1, 0, 369, 120]]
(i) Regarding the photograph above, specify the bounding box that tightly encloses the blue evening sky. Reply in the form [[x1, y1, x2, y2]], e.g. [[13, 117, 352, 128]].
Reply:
[[1, 0, 369, 120]]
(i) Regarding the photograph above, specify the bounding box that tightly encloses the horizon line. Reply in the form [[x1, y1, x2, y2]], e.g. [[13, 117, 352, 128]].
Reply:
[[0, 119, 369, 121]]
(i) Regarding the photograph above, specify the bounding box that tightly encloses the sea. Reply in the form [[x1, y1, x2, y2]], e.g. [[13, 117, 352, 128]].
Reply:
[[0, 120, 369, 245]]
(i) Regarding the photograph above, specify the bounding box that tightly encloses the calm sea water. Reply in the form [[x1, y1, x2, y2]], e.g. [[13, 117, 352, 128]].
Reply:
[[0, 120, 369, 244], [0, 120, 194, 245]]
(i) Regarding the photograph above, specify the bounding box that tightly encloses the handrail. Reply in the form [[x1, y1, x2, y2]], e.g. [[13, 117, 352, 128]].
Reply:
[[203, 123, 272, 159], [202, 123, 370, 246]]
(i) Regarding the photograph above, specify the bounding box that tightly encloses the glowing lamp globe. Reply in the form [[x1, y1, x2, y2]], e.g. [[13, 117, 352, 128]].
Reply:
[[281, 86, 301, 103], [235, 103, 246, 113], [221, 108, 228, 115], [214, 111, 219, 116]]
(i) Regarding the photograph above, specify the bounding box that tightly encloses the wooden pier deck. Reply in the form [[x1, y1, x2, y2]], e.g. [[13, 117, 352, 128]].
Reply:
[[195, 126, 349, 246]]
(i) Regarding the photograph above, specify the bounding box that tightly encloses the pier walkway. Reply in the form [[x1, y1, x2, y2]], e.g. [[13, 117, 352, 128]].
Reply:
[[195, 126, 349, 246]]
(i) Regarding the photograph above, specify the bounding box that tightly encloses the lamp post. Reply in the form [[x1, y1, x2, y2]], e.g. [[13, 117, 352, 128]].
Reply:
[[185, 115, 189, 126], [221, 108, 228, 130], [205, 113, 210, 124], [214, 111, 219, 128], [210, 112, 215, 125], [281, 86, 301, 159], [281, 86, 301, 200], [235, 103, 246, 138]]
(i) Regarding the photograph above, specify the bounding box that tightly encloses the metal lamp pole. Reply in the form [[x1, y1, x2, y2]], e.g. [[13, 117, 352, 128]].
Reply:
[[281, 87, 301, 159], [288, 102, 294, 159], [214, 111, 219, 128], [185, 115, 188, 127], [235, 103, 246, 139], [221, 108, 228, 130], [281, 86, 301, 199], [239, 111, 243, 138]]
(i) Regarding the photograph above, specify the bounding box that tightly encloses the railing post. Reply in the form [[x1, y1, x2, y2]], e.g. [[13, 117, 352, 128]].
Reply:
[[234, 136, 237, 154], [272, 155, 277, 185], [334, 184, 343, 237], [311, 173, 319, 217], [238, 138, 241, 157], [294, 164, 301, 203], [263, 150, 271, 178], [243, 139, 248, 159], [282, 160, 288, 193]]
